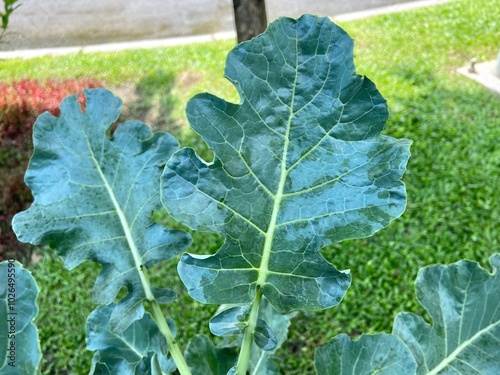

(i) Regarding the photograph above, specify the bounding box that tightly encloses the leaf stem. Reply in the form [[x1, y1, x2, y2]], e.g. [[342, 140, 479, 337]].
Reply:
[[142, 265, 192, 375], [150, 301, 192, 375], [236, 288, 263, 375]]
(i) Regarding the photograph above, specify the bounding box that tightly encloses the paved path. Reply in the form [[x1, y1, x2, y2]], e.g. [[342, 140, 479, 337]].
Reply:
[[0, 0, 453, 58], [2, 0, 453, 52]]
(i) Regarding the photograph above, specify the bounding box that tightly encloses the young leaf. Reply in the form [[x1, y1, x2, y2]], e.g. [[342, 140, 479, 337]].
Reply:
[[210, 306, 250, 336], [0, 260, 41, 374], [87, 305, 175, 374], [316, 254, 500, 374], [12, 89, 191, 331], [210, 304, 278, 350], [162, 15, 411, 313], [209, 297, 294, 373], [253, 319, 277, 351]]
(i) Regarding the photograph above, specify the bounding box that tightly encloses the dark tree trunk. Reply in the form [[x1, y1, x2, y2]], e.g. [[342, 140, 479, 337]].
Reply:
[[233, 0, 268, 43]]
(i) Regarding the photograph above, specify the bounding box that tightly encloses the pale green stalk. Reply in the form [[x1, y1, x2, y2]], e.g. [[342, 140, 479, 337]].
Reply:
[[150, 301, 192, 375], [236, 288, 264, 375], [142, 266, 192, 375]]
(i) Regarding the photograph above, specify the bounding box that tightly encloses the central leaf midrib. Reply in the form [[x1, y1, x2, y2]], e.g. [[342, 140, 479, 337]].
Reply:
[[86, 137, 154, 301], [257, 33, 299, 286]]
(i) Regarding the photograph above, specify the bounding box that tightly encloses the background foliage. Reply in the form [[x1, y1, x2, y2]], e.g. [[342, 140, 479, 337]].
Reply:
[[0, 0, 20, 41], [0, 0, 498, 373]]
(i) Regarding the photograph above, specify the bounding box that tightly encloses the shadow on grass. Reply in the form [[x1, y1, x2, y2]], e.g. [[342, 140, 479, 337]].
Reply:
[[113, 69, 180, 133], [112, 69, 214, 162]]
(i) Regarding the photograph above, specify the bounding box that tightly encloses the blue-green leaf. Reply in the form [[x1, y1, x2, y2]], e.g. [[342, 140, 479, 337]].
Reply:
[[12, 89, 191, 331], [0, 260, 41, 375], [393, 253, 500, 374], [253, 319, 277, 351], [87, 305, 174, 375], [315, 333, 417, 375], [162, 15, 410, 313], [316, 254, 500, 375]]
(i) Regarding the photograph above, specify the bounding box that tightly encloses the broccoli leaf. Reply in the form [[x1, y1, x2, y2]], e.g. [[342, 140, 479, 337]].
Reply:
[[162, 15, 411, 313], [316, 254, 500, 375], [13, 89, 190, 331], [394, 254, 500, 374]]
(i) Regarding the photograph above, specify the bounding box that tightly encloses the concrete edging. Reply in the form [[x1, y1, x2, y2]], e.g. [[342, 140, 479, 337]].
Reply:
[[0, 0, 455, 60], [458, 61, 500, 95]]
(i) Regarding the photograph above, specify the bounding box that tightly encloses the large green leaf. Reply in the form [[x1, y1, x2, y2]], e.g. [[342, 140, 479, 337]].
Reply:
[[315, 254, 500, 374], [12, 89, 191, 331], [0, 260, 41, 374], [162, 15, 411, 313]]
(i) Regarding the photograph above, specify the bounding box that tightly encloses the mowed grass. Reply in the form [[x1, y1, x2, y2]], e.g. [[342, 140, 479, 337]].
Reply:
[[4, 0, 499, 373]]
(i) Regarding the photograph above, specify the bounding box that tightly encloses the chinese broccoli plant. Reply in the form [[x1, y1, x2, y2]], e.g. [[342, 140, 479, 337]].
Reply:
[[2, 14, 500, 375]]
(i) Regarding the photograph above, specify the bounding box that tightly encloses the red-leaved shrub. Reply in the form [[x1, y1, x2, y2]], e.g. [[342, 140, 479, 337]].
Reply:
[[0, 78, 105, 262]]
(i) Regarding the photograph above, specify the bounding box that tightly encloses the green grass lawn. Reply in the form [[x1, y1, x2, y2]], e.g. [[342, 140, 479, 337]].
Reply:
[[4, 0, 500, 373]]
